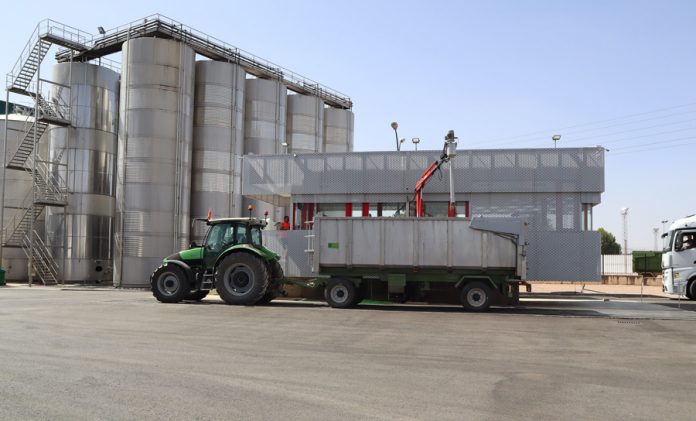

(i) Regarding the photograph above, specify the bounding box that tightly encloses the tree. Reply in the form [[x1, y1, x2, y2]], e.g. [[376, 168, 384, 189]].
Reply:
[[598, 227, 621, 254]]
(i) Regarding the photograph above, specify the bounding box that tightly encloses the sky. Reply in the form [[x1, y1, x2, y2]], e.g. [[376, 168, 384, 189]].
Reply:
[[2, 0, 695, 251]]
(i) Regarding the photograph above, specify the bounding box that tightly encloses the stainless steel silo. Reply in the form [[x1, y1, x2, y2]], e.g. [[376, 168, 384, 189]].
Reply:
[[115, 37, 195, 287], [45, 62, 119, 283], [286, 94, 324, 154], [191, 60, 245, 241], [0, 115, 35, 280], [323, 108, 354, 152], [243, 78, 287, 221]]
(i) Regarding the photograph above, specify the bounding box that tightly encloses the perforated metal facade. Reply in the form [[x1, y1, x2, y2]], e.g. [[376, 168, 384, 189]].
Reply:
[[243, 148, 605, 281]]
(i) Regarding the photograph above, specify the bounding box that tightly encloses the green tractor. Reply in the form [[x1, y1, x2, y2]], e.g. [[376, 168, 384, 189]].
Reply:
[[150, 218, 284, 305]]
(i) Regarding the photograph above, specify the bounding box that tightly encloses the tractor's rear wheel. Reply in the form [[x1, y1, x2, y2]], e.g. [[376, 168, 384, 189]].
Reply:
[[460, 281, 493, 312], [255, 291, 276, 305], [185, 290, 209, 301], [151, 265, 190, 303], [215, 253, 269, 305], [324, 278, 359, 308]]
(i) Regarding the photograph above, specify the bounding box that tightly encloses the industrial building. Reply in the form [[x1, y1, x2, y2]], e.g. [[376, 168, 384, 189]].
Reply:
[[0, 15, 604, 287]]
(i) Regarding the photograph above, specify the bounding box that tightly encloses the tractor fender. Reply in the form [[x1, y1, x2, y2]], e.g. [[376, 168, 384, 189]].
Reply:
[[162, 260, 195, 284], [215, 245, 268, 269]]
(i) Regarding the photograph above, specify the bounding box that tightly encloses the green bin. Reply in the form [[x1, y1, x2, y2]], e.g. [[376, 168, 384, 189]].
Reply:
[[0, 267, 5, 286], [632, 251, 662, 274]]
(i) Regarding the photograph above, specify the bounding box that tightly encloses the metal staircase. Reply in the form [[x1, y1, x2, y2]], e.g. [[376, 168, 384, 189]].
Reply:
[[9, 41, 50, 94], [3, 19, 88, 285], [22, 230, 59, 285]]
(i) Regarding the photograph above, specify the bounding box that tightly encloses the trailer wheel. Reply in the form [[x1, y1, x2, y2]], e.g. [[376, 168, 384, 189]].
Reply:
[[325, 278, 358, 308], [460, 281, 493, 312], [151, 265, 190, 303], [185, 290, 209, 301], [215, 253, 269, 305]]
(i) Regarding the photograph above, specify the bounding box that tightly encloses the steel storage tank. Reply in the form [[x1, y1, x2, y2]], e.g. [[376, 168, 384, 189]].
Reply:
[[190, 61, 245, 241], [0, 114, 38, 280], [286, 94, 324, 154], [323, 108, 354, 152], [45, 62, 119, 283], [243, 78, 287, 221], [115, 38, 195, 287]]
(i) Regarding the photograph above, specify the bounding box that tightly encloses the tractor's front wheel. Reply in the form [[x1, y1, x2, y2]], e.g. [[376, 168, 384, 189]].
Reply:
[[151, 265, 190, 303], [215, 253, 269, 305]]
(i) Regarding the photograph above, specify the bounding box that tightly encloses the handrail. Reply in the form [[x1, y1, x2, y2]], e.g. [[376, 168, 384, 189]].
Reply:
[[7, 19, 91, 88], [54, 14, 352, 108], [21, 230, 60, 284]]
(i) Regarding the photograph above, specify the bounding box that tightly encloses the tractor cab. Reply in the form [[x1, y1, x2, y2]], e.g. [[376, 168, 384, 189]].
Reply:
[[151, 217, 284, 305], [199, 218, 269, 266]]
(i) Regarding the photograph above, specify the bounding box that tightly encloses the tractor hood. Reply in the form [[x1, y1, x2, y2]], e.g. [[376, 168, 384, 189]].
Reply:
[[164, 247, 203, 263]]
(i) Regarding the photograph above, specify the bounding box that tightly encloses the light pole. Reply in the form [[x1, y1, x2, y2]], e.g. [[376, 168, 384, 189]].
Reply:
[[445, 130, 458, 217], [412, 137, 420, 151], [391, 121, 405, 151], [621, 207, 629, 273], [552, 134, 561, 149]]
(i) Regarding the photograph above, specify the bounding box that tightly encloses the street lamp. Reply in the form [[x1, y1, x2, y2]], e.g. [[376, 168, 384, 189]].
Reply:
[[552, 134, 561, 149], [391, 121, 402, 151], [661, 219, 669, 234], [412, 137, 420, 151]]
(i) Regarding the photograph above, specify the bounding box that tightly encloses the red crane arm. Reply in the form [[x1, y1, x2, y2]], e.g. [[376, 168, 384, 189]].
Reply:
[[415, 152, 448, 218]]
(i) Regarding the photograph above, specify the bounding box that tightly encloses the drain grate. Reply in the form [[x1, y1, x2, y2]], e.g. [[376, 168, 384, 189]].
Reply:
[[617, 320, 641, 324]]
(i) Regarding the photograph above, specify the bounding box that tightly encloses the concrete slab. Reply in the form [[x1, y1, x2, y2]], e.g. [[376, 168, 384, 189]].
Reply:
[[1, 288, 695, 420]]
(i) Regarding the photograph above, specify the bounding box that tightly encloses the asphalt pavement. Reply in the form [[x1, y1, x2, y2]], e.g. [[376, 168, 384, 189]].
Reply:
[[1, 286, 696, 420]]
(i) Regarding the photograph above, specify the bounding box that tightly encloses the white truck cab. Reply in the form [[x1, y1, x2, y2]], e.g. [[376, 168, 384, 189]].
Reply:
[[662, 214, 696, 299]]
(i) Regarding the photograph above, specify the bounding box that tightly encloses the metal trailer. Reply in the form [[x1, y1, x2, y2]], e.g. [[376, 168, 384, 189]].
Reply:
[[308, 216, 527, 311]]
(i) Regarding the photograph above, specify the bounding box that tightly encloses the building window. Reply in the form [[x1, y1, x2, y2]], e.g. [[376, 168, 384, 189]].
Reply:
[[372, 203, 408, 217], [582, 203, 593, 231], [315, 203, 344, 218], [408, 201, 470, 218]]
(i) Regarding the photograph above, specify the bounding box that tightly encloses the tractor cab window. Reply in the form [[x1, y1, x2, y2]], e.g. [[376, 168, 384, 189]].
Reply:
[[235, 224, 248, 244], [250, 226, 263, 247], [205, 223, 234, 253]]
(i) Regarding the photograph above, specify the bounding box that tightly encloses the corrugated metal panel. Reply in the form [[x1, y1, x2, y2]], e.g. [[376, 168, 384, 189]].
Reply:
[[46, 62, 119, 282], [242, 148, 605, 198], [191, 61, 245, 240], [114, 38, 195, 287]]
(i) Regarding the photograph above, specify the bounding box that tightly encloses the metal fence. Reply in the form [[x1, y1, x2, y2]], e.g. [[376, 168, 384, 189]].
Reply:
[[601, 254, 634, 275]]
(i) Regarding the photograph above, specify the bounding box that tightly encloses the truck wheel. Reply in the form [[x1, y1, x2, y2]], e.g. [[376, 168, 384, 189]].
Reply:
[[687, 280, 696, 301], [151, 265, 190, 303], [215, 253, 269, 305], [324, 278, 358, 308], [185, 290, 209, 301], [460, 281, 493, 312]]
